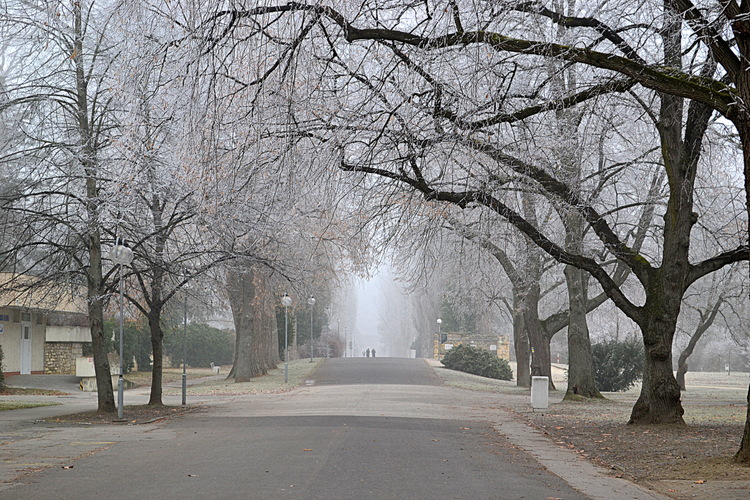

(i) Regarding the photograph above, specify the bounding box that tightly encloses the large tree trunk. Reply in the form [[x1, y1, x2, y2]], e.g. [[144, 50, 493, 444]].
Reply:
[[147, 310, 165, 405], [735, 384, 750, 464], [564, 265, 601, 399], [625, 2, 692, 427], [732, 103, 750, 462], [628, 288, 685, 425], [228, 267, 280, 382], [513, 293, 530, 387], [88, 265, 115, 413], [523, 284, 555, 391], [552, 20, 600, 400]]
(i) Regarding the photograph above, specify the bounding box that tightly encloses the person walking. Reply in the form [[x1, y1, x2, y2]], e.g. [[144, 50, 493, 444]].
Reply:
[[371, 348, 376, 357], [366, 348, 370, 357]]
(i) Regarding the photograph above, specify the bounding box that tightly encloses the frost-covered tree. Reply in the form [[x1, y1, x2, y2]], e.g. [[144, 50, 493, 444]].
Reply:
[[0, 0, 130, 412], [190, 2, 748, 433]]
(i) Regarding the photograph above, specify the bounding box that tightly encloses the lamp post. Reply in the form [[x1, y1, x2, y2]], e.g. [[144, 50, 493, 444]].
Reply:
[[182, 269, 191, 406], [281, 293, 292, 383], [436, 318, 442, 360], [308, 296, 315, 362], [110, 239, 134, 421]]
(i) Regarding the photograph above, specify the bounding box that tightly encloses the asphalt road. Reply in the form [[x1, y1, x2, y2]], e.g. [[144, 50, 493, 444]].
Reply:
[[1, 358, 593, 499]]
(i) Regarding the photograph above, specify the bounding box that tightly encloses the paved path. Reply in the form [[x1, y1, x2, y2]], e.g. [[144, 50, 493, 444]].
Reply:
[[0, 358, 666, 499]]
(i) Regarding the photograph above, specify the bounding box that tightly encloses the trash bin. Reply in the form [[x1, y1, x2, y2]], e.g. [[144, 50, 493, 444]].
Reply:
[[531, 376, 549, 409]]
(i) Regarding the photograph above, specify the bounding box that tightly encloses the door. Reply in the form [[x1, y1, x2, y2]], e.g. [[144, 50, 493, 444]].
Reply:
[[20, 322, 32, 374]]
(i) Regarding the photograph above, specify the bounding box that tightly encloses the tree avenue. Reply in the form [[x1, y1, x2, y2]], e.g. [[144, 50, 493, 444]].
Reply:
[[191, 0, 750, 458], [2, 0, 750, 466]]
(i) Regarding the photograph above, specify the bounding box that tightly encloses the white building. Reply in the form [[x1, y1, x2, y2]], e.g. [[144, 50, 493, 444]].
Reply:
[[0, 274, 90, 375]]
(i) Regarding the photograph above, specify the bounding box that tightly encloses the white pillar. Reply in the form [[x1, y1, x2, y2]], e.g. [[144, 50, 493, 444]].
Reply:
[[531, 376, 549, 409]]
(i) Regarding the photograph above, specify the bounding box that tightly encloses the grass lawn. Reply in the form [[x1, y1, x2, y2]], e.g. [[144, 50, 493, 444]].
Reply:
[[0, 401, 60, 411]]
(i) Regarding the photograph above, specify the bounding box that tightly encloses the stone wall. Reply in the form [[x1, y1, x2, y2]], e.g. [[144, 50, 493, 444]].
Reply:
[[44, 342, 83, 374]]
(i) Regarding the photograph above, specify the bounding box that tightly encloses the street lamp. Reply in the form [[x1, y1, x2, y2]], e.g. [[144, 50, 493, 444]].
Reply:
[[182, 269, 191, 406], [110, 238, 134, 421], [436, 318, 442, 360], [308, 296, 316, 363], [281, 293, 292, 383]]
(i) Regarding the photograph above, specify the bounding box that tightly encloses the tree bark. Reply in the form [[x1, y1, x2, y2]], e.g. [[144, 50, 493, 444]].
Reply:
[[523, 283, 555, 390], [228, 266, 280, 382], [628, 287, 685, 424], [735, 384, 750, 464], [564, 265, 602, 399], [87, 259, 115, 413], [730, 71, 750, 461], [513, 292, 530, 387], [146, 309, 166, 406]]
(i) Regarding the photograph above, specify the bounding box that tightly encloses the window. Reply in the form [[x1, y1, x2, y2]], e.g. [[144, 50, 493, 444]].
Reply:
[[0, 314, 9, 322], [21, 312, 31, 322]]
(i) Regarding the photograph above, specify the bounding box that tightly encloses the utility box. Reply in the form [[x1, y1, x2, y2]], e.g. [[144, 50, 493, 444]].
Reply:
[[531, 376, 549, 409], [76, 356, 121, 392]]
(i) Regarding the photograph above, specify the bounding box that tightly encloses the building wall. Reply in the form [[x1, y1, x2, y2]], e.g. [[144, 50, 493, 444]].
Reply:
[[0, 311, 21, 373], [44, 342, 84, 374], [438, 332, 511, 361], [46, 325, 90, 342], [31, 313, 45, 373], [0, 308, 46, 374]]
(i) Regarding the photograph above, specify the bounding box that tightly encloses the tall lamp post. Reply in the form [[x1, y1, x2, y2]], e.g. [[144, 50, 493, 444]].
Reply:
[[308, 296, 315, 362], [281, 293, 292, 383], [436, 318, 442, 360], [110, 239, 134, 421], [182, 269, 191, 406]]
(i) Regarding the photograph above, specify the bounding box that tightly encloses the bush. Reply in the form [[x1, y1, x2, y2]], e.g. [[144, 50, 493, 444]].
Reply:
[[441, 344, 513, 380], [591, 338, 644, 392], [165, 323, 234, 368], [104, 319, 152, 373]]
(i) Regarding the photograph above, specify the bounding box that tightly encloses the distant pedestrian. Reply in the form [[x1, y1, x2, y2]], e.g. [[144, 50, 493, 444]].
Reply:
[[371, 348, 376, 357], [366, 348, 370, 357]]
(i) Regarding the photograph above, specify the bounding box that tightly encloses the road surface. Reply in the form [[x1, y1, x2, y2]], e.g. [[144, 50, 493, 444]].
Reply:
[[0, 358, 656, 499]]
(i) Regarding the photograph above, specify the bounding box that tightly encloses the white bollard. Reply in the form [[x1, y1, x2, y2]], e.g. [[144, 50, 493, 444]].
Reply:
[[531, 376, 549, 409]]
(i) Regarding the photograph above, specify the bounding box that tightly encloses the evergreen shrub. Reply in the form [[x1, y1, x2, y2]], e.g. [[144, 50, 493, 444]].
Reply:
[[591, 338, 644, 392], [165, 323, 234, 368], [441, 344, 513, 380]]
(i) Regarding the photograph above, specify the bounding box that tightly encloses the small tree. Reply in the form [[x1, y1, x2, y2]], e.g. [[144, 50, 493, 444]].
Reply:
[[591, 339, 644, 392], [441, 344, 513, 380]]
